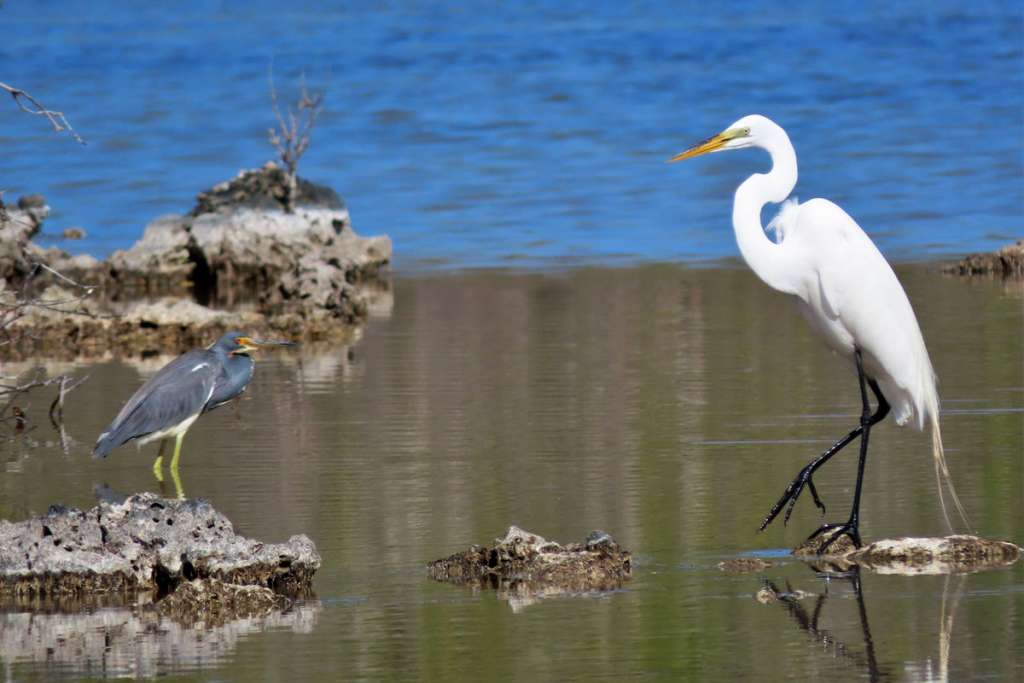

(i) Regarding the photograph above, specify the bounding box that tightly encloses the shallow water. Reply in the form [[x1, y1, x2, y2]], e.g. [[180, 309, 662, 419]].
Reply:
[[2, 2, 1022, 266], [1, 265, 1021, 681]]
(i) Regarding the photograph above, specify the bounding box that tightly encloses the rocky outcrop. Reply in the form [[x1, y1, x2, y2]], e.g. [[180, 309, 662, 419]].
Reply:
[[792, 533, 1020, 574], [190, 162, 344, 215], [106, 163, 391, 316], [718, 557, 773, 573], [1, 165, 392, 358], [428, 527, 631, 610], [945, 240, 1024, 278], [0, 493, 320, 606], [0, 194, 50, 283]]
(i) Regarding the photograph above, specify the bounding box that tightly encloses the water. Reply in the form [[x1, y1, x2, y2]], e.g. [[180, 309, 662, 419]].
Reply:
[[1, 265, 1021, 680], [1, 2, 1022, 267]]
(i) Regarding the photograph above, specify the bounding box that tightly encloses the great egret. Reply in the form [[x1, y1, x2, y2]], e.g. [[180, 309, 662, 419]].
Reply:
[[94, 332, 294, 475], [670, 115, 969, 549]]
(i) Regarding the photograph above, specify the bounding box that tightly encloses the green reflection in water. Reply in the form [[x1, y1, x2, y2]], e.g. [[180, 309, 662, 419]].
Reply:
[[1, 265, 1021, 681]]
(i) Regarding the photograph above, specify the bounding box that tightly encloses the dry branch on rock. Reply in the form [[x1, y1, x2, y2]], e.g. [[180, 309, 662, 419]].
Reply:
[[267, 71, 323, 213]]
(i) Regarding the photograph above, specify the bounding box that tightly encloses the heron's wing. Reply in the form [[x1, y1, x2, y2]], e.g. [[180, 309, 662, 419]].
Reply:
[[94, 351, 220, 457]]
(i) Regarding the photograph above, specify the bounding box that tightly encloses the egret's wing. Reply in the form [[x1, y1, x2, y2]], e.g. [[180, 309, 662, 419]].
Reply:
[[793, 198, 933, 427], [94, 351, 220, 457], [791, 198, 874, 320]]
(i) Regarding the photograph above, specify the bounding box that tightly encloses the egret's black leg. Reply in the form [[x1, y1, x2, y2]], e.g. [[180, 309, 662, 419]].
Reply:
[[812, 351, 890, 552], [759, 349, 890, 542]]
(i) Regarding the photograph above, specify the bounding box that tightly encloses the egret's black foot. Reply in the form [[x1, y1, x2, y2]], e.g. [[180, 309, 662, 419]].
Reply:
[[807, 519, 862, 554], [758, 464, 828, 532]]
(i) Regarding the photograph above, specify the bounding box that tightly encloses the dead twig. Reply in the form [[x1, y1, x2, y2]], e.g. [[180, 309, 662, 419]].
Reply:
[[267, 67, 323, 212], [1, 368, 86, 425], [0, 81, 85, 145], [49, 372, 89, 426]]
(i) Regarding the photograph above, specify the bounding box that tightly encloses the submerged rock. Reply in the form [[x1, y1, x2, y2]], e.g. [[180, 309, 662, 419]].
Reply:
[[945, 239, 1024, 278], [718, 557, 773, 574], [792, 534, 1020, 575], [1, 284, 273, 357], [428, 526, 631, 609], [846, 536, 1021, 575], [155, 577, 290, 626], [791, 530, 858, 559], [0, 493, 320, 613]]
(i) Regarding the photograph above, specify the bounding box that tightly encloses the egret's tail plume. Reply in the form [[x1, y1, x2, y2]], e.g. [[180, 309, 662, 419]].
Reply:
[[930, 410, 972, 534]]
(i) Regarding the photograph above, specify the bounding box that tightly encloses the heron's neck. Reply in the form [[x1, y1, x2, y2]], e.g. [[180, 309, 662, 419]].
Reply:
[[732, 133, 800, 295]]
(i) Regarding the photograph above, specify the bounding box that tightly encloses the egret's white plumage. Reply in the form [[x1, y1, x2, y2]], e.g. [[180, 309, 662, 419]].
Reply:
[[671, 114, 969, 536]]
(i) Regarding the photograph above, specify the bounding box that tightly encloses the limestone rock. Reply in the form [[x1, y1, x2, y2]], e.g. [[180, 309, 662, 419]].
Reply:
[[190, 161, 344, 215], [0, 492, 320, 598], [107, 215, 194, 291], [792, 533, 1021, 575], [428, 526, 631, 609], [945, 239, 1024, 278]]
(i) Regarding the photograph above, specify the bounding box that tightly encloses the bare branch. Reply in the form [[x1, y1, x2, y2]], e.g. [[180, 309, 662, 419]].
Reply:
[[0, 81, 85, 145], [266, 65, 324, 212], [0, 368, 87, 426], [49, 372, 89, 426]]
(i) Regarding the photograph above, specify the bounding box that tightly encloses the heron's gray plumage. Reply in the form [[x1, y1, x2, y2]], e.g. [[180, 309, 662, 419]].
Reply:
[[93, 331, 265, 459]]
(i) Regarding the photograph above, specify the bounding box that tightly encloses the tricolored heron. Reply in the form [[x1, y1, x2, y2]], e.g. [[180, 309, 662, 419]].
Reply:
[[93, 332, 294, 483], [669, 115, 970, 549]]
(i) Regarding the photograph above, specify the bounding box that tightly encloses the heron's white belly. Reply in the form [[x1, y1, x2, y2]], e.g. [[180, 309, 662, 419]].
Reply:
[[137, 413, 201, 446]]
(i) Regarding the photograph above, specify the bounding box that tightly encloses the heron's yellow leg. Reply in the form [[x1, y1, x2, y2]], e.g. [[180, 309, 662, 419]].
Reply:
[[170, 433, 185, 470], [152, 440, 168, 481], [170, 465, 185, 500]]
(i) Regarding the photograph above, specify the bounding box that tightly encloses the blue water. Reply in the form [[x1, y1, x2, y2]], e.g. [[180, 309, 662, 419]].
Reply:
[[2, 1, 1021, 269]]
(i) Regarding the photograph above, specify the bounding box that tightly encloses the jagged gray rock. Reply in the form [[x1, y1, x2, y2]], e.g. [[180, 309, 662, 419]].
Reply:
[[0, 195, 50, 282], [2, 168, 391, 359], [428, 526, 632, 611], [0, 492, 320, 598], [105, 165, 391, 319], [190, 161, 344, 215]]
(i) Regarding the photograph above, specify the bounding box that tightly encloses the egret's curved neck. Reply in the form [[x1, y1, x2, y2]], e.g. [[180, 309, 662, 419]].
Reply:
[[733, 131, 800, 294]]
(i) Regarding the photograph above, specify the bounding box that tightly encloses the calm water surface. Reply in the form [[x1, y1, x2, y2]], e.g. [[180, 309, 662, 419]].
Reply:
[[1, 1, 1022, 266], [1, 265, 1021, 681]]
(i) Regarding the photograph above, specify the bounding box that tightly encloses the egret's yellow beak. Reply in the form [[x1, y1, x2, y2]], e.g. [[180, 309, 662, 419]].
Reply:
[[668, 127, 748, 163]]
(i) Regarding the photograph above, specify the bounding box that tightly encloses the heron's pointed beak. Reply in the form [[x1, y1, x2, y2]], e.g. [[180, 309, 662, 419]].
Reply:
[[668, 127, 746, 163], [237, 337, 297, 353]]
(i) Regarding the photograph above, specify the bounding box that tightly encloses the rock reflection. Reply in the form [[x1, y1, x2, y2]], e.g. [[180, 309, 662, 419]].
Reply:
[[0, 599, 320, 678]]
